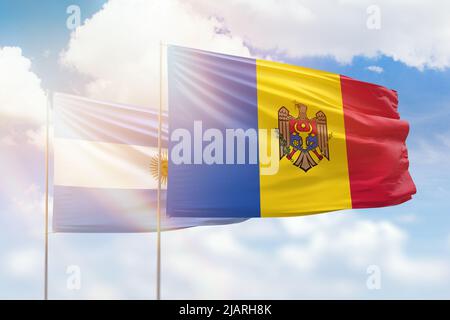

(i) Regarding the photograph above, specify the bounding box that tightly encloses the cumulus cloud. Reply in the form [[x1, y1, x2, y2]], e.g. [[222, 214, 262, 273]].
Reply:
[[60, 0, 450, 109], [0, 47, 47, 147], [39, 216, 440, 299], [366, 65, 384, 73], [161, 215, 450, 299], [0, 50, 47, 292], [191, 0, 450, 70], [279, 217, 448, 285], [0, 47, 46, 124], [61, 0, 251, 107]]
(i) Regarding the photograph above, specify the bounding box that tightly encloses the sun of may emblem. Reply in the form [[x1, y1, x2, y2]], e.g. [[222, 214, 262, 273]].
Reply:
[[278, 101, 332, 172], [150, 151, 168, 185]]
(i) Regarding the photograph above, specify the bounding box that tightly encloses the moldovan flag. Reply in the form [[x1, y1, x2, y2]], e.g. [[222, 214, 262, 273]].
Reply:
[[167, 46, 416, 218], [52, 93, 246, 232]]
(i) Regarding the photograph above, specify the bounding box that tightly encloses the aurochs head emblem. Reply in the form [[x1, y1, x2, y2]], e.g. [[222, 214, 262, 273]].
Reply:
[[278, 102, 331, 172]]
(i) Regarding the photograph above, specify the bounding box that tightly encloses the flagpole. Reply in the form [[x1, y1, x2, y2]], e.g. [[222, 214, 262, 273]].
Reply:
[[156, 41, 163, 300], [44, 91, 50, 300]]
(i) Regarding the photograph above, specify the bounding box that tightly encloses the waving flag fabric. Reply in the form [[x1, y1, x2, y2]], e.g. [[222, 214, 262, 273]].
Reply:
[[52, 93, 246, 232], [167, 46, 416, 218]]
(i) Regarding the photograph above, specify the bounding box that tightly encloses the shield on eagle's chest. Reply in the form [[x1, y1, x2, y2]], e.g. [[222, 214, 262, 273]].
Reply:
[[278, 102, 330, 172]]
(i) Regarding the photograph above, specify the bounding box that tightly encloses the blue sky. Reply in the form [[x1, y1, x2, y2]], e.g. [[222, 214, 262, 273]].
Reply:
[[1, 0, 450, 299]]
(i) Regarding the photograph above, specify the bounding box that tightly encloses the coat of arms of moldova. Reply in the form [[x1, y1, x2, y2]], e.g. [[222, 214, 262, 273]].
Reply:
[[278, 102, 331, 172]]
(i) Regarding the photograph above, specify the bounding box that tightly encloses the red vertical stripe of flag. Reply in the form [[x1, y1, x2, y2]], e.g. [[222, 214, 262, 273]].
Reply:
[[341, 75, 416, 208]]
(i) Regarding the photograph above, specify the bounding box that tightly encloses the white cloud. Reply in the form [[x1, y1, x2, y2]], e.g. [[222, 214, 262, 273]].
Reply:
[[278, 216, 449, 285], [0, 47, 50, 298], [3, 214, 445, 299], [191, 0, 450, 70], [60, 0, 450, 109], [366, 65, 384, 73], [161, 215, 450, 299], [61, 0, 251, 107], [0, 47, 46, 124], [2, 247, 41, 279], [0, 47, 47, 147]]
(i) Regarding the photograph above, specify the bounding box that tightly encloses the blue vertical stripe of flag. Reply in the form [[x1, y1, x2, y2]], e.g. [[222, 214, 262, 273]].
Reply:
[[167, 46, 261, 218]]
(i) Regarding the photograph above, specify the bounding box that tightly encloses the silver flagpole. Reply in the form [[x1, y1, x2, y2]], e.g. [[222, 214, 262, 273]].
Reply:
[[156, 41, 163, 300], [44, 91, 51, 300]]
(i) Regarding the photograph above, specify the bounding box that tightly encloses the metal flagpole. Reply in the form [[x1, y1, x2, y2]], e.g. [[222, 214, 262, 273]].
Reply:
[[44, 91, 51, 300], [156, 41, 163, 300]]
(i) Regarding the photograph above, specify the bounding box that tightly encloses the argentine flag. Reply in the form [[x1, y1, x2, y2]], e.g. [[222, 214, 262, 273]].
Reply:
[[52, 93, 246, 232]]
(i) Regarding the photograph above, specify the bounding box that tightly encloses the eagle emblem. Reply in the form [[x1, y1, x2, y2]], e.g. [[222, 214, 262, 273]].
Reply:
[[278, 102, 331, 172]]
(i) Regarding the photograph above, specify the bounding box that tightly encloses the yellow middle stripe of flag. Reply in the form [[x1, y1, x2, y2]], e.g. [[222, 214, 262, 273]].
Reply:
[[256, 59, 352, 217]]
